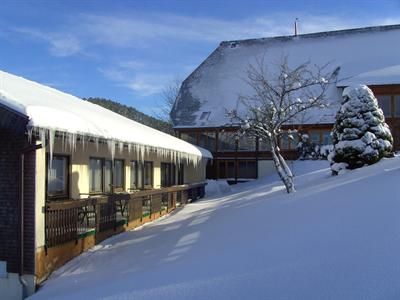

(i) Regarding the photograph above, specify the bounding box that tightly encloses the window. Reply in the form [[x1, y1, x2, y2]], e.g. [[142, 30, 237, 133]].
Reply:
[[89, 158, 103, 193], [259, 138, 271, 151], [280, 133, 290, 150], [199, 111, 211, 120], [227, 161, 235, 178], [238, 160, 257, 179], [322, 132, 332, 145], [130, 161, 140, 190], [198, 132, 216, 151], [308, 130, 332, 145], [218, 160, 235, 179], [181, 132, 197, 144], [178, 163, 184, 185], [238, 135, 255, 151], [218, 160, 250, 179], [171, 163, 176, 186], [219, 161, 226, 178], [114, 159, 124, 189], [47, 155, 69, 198], [104, 160, 113, 193], [310, 131, 321, 145], [377, 95, 391, 117], [395, 95, 400, 117], [144, 161, 153, 188], [279, 132, 299, 150], [161, 163, 176, 187], [218, 131, 236, 151]]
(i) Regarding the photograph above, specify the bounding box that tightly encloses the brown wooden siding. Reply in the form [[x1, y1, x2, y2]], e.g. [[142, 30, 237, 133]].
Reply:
[[176, 115, 399, 180]]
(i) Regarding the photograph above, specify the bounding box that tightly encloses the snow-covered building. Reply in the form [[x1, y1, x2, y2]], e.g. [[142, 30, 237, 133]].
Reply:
[[0, 70, 211, 299], [171, 24, 400, 181]]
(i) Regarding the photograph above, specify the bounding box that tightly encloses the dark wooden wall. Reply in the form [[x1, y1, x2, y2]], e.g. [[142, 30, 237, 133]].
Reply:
[[0, 116, 35, 275]]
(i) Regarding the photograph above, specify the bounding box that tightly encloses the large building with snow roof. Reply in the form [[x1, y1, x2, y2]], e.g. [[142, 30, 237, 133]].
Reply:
[[171, 24, 400, 181], [0, 70, 211, 298]]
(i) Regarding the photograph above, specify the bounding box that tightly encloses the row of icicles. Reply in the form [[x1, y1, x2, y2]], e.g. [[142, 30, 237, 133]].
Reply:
[[27, 127, 204, 168]]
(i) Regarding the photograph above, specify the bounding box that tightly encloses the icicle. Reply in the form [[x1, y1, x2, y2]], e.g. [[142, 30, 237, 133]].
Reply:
[[48, 128, 55, 169], [82, 134, 87, 152], [119, 142, 124, 155], [140, 144, 145, 162], [27, 127, 34, 144], [67, 132, 73, 152], [68, 132, 77, 154], [107, 140, 115, 160], [60, 131, 65, 153]]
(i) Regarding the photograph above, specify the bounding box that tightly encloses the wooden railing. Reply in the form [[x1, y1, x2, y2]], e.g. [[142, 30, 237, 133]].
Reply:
[[44, 182, 206, 248]]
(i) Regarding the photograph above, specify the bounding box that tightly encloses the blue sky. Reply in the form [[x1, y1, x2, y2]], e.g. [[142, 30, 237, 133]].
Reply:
[[1, 0, 400, 117]]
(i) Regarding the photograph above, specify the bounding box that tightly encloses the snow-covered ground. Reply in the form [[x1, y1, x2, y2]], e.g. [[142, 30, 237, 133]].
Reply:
[[29, 158, 400, 300]]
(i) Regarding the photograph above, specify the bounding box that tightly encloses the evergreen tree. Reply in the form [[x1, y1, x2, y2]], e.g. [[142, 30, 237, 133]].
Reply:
[[330, 85, 393, 174]]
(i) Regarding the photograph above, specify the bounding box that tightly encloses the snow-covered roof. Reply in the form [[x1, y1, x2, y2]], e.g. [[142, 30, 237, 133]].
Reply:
[[172, 24, 400, 128], [0, 70, 212, 162], [338, 64, 400, 87]]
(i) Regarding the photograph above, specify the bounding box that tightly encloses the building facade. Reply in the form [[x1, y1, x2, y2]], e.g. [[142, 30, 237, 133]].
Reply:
[[171, 24, 400, 182], [0, 70, 211, 299]]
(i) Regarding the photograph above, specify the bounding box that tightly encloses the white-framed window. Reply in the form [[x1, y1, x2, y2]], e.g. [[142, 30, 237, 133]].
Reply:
[[47, 155, 69, 198]]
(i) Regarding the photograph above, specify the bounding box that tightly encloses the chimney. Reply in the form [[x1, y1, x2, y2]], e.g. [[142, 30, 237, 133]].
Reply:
[[294, 18, 299, 36]]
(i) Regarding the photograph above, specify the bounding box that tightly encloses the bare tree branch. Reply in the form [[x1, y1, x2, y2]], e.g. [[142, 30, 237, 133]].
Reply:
[[154, 77, 182, 123], [228, 55, 338, 193]]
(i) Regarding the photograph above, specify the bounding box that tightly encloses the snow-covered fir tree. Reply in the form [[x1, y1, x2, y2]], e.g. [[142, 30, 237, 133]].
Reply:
[[330, 85, 393, 174]]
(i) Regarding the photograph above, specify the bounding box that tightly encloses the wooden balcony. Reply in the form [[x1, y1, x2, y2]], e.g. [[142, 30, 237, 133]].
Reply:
[[44, 182, 206, 249]]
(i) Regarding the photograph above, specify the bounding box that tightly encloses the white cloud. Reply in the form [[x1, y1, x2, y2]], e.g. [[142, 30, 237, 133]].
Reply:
[[14, 28, 82, 57], [48, 35, 81, 57], [12, 12, 400, 56], [73, 12, 400, 48], [99, 63, 171, 96], [9, 11, 400, 98], [126, 78, 164, 96]]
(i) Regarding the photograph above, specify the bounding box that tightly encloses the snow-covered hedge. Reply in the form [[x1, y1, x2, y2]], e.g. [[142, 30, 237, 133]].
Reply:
[[330, 85, 393, 174]]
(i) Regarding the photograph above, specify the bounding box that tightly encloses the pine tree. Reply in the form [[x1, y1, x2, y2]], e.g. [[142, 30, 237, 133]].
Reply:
[[330, 85, 393, 174], [84, 98, 174, 135]]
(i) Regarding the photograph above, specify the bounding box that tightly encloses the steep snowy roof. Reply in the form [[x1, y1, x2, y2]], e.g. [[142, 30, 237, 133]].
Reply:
[[172, 24, 400, 128], [0, 70, 212, 161]]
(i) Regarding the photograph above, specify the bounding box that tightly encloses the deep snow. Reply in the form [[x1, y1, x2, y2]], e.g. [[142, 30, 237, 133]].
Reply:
[[29, 158, 400, 300]]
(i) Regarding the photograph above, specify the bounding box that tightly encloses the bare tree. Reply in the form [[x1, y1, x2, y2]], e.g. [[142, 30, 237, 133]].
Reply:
[[229, 55, 338, 193], [155, 77, 182, 123]]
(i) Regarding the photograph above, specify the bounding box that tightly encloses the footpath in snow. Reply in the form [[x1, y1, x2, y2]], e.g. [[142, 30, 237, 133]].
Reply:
[[29, 158, 400, 300]]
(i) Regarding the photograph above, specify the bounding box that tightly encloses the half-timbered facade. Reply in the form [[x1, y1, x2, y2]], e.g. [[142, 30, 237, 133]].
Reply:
[[171, 24, 400, 182]]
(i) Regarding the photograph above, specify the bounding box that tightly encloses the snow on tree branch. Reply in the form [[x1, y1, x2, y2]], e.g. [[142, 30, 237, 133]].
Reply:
[[228, 54, 338, 193]]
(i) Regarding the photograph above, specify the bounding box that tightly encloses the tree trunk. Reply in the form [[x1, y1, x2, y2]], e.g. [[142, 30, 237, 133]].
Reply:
[[277, 151, 294, 180], [271, 145, 295, 193]]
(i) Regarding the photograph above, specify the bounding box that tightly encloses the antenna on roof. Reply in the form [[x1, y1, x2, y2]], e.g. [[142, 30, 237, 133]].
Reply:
[[294, 18, 299, 36]]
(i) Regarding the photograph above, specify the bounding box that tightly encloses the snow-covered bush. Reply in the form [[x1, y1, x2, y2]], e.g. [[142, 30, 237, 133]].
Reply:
[[297, 134, 333, 160], [206, 180, 231, 196], [314, 145, 333, 159], [297, 134, 315, 160], [330, 85, 393, 174]]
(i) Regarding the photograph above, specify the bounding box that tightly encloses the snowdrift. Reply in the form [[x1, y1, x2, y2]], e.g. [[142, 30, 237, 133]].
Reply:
[[29, 157, 400, 300]]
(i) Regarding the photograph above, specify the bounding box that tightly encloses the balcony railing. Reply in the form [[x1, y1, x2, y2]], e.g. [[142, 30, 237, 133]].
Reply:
[[44, 182, 206, 248]]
